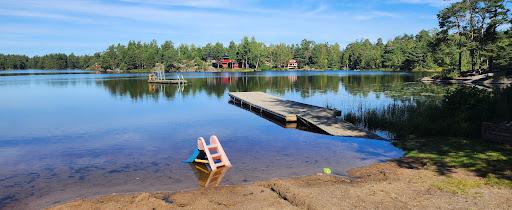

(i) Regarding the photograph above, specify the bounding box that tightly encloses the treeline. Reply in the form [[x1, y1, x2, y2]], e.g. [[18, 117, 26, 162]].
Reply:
[[342, 31, 454, 71], [1, 0, 510, 73], [343, 0, 512, 72], [0, 53, 97, 70]]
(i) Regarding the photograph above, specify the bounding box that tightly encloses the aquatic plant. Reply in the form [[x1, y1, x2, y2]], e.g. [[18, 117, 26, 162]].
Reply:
[[343, 86, 512, 139]]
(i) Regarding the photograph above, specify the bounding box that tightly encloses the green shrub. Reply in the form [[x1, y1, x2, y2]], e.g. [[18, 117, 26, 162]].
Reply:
[[431, 69, 459, 80]]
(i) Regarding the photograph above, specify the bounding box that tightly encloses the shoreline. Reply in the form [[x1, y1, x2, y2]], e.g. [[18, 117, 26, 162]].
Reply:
[[0, 68, 432, 73], [420, 73, 512, 90], [48, 157, 512, 210]]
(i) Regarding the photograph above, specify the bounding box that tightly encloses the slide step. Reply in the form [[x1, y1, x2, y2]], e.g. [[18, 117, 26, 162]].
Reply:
[[211, 153, 221, 158], [194, 159, 209, 163]]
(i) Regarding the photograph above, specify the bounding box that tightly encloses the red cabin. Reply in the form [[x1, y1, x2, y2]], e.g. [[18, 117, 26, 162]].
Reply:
[[214, 54, 239, 69]]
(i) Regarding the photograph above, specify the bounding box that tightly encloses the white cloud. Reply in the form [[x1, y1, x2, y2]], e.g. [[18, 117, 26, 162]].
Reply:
[[0, 8, 94, 23]]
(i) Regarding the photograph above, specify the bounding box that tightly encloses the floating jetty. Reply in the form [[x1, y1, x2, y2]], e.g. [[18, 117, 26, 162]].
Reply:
[[229, 92, 382, 139], [147, 79, 187, 84], [147, 71, 187, 84]]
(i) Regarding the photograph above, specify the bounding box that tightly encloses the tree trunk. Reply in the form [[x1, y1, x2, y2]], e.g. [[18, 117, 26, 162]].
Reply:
[[470, 50, 475, 72], [456, 21, 463, 74], [488, 56, 494, 72], [469, 2, 475, 72], [458, 50, 462, 73]]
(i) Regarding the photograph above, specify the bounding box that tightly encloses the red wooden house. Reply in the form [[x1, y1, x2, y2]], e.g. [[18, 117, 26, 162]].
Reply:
[[213, 54, 239, 69]]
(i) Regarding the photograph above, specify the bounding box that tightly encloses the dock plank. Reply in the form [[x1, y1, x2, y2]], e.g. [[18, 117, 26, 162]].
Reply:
[[148, 79, 187, 84], [229, 92, 381, 139]]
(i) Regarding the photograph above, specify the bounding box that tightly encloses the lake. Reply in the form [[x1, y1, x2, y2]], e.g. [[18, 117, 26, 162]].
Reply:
[[0, 70, 441, 209]]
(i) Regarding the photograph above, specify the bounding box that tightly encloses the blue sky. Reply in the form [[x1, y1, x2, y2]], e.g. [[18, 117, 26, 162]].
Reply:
[[1, 0, 451, 56]]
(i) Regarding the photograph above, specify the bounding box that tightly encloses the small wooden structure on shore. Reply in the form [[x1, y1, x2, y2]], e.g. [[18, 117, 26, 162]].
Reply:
[[287, 59, 298, 69], [229, 92, 382, 139]]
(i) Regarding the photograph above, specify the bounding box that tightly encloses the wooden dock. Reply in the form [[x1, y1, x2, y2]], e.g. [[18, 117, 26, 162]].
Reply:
[[229, 92, 382, 139], [147, 72, 187, 84], [148, 79, 187, 84]]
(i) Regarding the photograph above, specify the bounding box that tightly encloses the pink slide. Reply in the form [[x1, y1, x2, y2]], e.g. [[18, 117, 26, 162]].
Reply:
[[189, 135, 231, 171]]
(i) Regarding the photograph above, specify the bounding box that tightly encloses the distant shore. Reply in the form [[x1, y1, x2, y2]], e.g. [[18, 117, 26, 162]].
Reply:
[[0, 68, 439, 73], [421, 73, 512, 90]]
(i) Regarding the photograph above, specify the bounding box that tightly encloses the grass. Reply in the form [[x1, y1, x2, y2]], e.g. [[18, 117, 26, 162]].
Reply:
[[431, 174, 512, 194], [396, 137, 512, 188], [403, 137, 512, 193], [484, 174, 512, 188], [432, 177, 483, 194]]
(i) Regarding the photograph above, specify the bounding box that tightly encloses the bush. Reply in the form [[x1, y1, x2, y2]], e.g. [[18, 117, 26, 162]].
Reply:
[[431, 69, 459, 80]]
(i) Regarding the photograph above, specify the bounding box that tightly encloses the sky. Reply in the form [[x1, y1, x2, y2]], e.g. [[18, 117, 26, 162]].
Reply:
[[0, 0, 452, 56]]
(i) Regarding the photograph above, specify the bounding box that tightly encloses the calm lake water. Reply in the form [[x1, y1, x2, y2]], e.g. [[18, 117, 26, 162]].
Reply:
[[0, 70, 441, 209]]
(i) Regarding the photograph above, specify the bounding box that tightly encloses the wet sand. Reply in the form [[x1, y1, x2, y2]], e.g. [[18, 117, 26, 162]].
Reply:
[[48, 159, 512, 210]]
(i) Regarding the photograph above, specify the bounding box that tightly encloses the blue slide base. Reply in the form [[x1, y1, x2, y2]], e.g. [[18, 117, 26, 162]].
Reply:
[[183, 149, 200, 163]]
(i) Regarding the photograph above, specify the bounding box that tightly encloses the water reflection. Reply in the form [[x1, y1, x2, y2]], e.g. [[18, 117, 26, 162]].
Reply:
[[190, 164, 230, 187], [96, 72, 441, 103], [0, 70, 438, 209]]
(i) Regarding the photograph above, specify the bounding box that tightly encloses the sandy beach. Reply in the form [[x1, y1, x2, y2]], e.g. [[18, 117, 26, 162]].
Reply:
[[48, 158, 512, 210]]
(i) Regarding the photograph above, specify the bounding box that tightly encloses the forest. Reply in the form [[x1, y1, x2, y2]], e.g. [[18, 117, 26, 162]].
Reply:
[[0, 0, 510, 74]]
